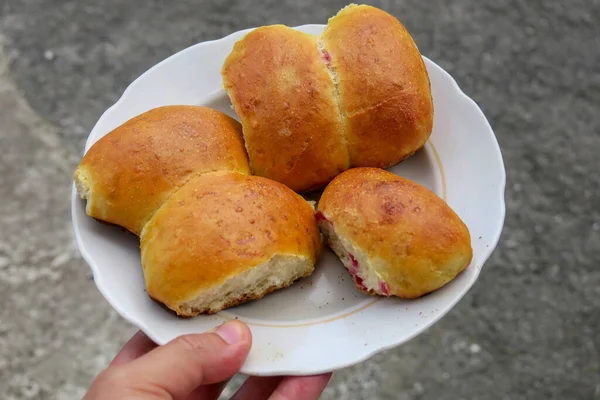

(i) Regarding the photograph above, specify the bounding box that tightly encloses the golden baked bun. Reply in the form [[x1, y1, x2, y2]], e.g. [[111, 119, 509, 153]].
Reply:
[[317, 168, 472, 298], [221, 5, 433, 191], [74, 106, 250, 235], [321, 4, 433, 167], [222, 25, 349, 193], [140, 171, 321, 316]]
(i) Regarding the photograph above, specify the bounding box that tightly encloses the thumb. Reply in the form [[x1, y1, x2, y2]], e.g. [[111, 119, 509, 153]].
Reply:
[[126, 320, 252, 398]]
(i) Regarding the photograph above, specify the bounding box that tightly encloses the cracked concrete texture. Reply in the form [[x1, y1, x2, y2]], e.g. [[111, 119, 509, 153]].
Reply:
[[1, 0, 599, 399]]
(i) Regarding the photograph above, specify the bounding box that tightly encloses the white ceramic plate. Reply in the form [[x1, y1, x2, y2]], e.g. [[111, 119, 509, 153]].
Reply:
[[71, 24, 505, 376]]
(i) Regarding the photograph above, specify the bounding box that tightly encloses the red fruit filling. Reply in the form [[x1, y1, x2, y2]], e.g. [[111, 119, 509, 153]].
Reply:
[[349, 253, 359, 269], [348, 252, 390, 296], [315, 211, 333, 228], [347, 253, 366, 290], [353, 275, 366, 290], [315, 210, 328, 223], [321, 50, 331, 66], [379, 281, 391, 297]]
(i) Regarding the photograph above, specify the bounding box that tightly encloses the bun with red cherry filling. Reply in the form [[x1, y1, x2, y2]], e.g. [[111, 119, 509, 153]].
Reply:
[[317, 168, 472, 298]]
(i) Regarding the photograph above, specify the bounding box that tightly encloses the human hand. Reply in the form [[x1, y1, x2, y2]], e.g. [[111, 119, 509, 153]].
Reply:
[[83, 321, 332, 399]]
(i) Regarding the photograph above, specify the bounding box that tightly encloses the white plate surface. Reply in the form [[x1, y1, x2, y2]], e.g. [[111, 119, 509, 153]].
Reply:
[[71, 24, 506, 376]]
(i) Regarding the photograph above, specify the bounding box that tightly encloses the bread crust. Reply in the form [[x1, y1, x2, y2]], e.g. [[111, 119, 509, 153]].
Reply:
[[320, 4, 434, 167], [140, 171, 321, 315], [222, 25, 350, 193], [318, 167, 472, 298], [74, 106, 250, 235]]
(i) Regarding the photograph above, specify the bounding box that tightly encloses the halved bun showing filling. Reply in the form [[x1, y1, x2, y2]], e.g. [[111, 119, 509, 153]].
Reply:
[[140, 171, 321, 316], [317, 168, 472, 299]]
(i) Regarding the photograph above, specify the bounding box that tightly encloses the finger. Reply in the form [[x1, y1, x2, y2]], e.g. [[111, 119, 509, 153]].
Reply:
[[269, 373, 333, 400], [184, 379, 231, 400], [126, 321, 252, 399], [231, 376, 283, 400], [110, 331, 158, 367]]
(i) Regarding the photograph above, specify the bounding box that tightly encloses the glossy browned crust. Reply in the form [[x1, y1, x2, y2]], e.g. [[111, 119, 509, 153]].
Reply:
[[222, 25, 349, 193], [140, 171, 321, 314], [318, 168, 472, 298], [321, 4, 434, 167], [74, 106, 250, 235]]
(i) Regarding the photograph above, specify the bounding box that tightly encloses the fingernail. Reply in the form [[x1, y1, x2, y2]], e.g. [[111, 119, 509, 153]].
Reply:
[[214, 321, 244, 345]]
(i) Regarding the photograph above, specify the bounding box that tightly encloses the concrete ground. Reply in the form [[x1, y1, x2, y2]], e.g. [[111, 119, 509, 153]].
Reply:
[[1, 0, 599, 399]]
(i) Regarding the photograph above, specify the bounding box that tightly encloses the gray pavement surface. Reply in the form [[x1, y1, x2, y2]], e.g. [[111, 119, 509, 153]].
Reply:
[[1, 0, 599, 399]]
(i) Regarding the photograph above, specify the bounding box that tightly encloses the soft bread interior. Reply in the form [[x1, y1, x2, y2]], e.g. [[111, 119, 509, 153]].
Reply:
[[74, 169, 91, 200], [74, 168, 94, 216], [176, 254, 313, 316], [317, 39, 341, 97], [319, 218, 389, 296], [316, 38, 349, 154]]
